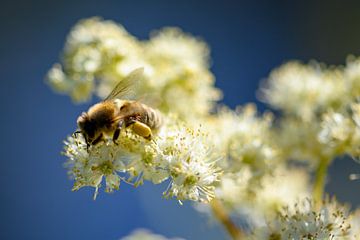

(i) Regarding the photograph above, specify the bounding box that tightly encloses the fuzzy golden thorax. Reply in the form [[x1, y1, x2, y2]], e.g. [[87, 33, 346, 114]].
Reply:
[[77, 101, 120, 144]]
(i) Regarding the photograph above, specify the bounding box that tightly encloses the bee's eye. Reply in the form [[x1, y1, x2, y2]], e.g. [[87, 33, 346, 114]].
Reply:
[[120, 105, 126, 111]]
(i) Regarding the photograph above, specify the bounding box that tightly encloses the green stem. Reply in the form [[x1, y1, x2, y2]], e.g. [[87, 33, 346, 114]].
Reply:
[[210, 198, 244, 240], [312, 157, 330, 207]]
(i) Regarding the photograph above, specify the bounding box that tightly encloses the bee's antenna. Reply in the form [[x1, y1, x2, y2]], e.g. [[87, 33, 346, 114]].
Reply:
[[72, 130, 81, 138]]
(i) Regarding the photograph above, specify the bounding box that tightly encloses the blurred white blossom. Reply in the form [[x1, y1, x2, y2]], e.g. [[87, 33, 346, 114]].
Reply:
[[344, 56, 360, 98], [248, 198, 353, 240], [318, 111, 356, 158], [254, 167, 311, 216], [46, 18, 221, 120], [47, 18, 142, 102], [261, 60, 360, 165], [205, 104, 278, 173], [143, 27, 221, 120], [199, 105, 306, 222], [214, 166, 311, 226], [209, 105, 280, 194], [260, 62, 346, 121]]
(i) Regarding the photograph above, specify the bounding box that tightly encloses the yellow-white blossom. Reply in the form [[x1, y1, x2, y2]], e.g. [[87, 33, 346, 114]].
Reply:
[[200, 105, 303, 221], [260, 61, 346, 121], [206, 104, 278, 172], [316, 105, 360, 160], [348, 209, 360, 239], [261, 60, 360, 165], [318, 111, 356, 157], [275, 115, 346, 166], [207, 105, 280, 200], [248, 198, 354, 240], [344, 56, 360, 98], [47, 17, 141, 102], [143, 27, 221, 120], [215, 166, 311, 223], [253, 166, 311, 216], [46, 18, 221, 121], [349, 103, 360, 159], [157, 122, 222, 203]]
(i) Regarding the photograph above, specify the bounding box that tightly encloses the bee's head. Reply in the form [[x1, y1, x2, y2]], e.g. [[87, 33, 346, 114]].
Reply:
[[77, 112, 97, 143]]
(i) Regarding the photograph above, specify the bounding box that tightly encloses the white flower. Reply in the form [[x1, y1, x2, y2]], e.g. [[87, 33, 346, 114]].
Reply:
[[215, 169, 253, 207], [349, 103, 360, 159], [318, 112, 353, 146], [316, 107, 360, 160], [64, 135, 128, 199], [344, 56, 360, 98], [158, 123, 222, 203], [146, 27, 209, 70], [214, 166, 311, 226], [260, 61, 346, 121], [348, 209, 360, 239], [205, 105, 278, 173], [249, 198, 353, 240], [46, 18, 221, 121], [46, 64, 95, 102], [63, 117, 221, 203], [47, 17, 141, 102], [317, 111, 359, 161], [255, 167, 311, 213], [143, 27, 221, 120], [275, 116, 336, 166]]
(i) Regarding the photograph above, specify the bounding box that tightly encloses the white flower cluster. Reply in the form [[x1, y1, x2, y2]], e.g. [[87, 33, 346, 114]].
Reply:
[[47, 17, 221, 120], [318, 107, 360, 159], [47, 17, 360, 239], [261, 62, 347, 121], [208, 105, 278, 189], [249, 198, 354, 240], [261, 60, 360, 164], [213, 166, 311, 225], [200, 105, 309, 220], [205, 105, 278, 173], [251, 166, 311, 217], [63, 119, 221, 203], [47, 18, 141, 102]]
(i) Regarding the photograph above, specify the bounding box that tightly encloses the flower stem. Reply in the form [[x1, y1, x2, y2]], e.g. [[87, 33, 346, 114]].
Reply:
[[313, 157, 330, 207], [210, 198, 243, 240]]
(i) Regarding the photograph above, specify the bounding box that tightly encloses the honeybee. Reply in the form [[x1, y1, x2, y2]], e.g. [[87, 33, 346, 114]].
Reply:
[[75, 68, 162, 148]]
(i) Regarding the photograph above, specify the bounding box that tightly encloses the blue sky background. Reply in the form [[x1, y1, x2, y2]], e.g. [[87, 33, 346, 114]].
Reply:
[[1, 0, 360, 239]]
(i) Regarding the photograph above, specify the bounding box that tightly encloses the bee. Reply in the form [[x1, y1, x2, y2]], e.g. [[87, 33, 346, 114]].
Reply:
[[75, 68, 162, 148]]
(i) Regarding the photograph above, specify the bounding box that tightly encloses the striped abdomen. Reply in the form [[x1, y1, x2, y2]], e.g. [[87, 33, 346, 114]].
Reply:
[[119, 100, 162, 130], [139, 103, 162, 130]]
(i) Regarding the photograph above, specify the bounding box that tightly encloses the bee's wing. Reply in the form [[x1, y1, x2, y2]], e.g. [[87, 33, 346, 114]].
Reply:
[[104, 68, 144, 101]]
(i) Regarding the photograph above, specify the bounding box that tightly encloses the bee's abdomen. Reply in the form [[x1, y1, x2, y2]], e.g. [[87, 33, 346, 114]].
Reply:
[[140, 104, 162, 130]]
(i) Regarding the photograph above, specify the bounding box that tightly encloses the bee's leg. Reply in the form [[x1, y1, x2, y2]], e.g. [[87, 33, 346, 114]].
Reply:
[[83, 135, 91, 152], [92, 134, 104, 145], [113, 128, 120, 145], [113, 120, 124, 145], [131, 121, 152, 140]]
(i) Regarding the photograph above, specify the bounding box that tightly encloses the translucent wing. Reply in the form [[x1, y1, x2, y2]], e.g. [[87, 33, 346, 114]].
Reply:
[[104, 68, 144, 101]]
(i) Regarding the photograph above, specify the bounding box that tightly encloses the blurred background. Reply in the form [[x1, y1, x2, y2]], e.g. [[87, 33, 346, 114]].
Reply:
[[1, 0, 360, 239]]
